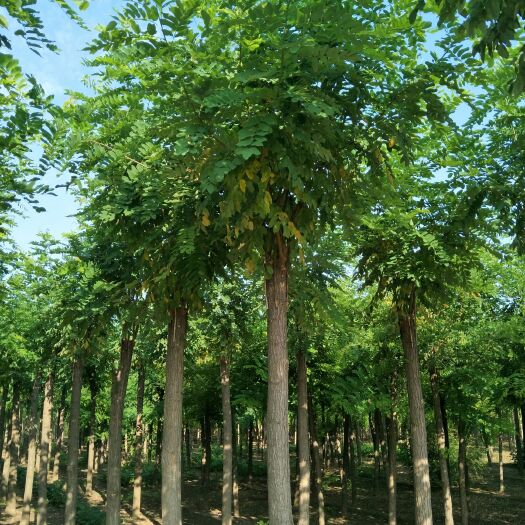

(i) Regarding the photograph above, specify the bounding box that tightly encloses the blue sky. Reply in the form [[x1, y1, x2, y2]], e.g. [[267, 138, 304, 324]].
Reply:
[[9, 0, 123, 248]]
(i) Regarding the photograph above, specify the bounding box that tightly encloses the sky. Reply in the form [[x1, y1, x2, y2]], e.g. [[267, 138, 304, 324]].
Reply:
[[8, 0, 124, 248], [7, 1, 473, 250]]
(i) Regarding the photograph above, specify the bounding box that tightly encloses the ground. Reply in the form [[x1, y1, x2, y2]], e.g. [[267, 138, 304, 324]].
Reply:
[[1, 449, 524, 524]]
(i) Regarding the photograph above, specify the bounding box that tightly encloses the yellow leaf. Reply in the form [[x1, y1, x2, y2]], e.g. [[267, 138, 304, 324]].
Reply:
[[239, 179, 246, 193], [201, 212, 210, 227]]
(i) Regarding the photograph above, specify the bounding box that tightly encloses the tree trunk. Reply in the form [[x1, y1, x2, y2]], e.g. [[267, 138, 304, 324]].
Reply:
[[265, 238, 293, 524], [498, 433, 504, 493], [36, 373, 54, 525], [386, 371, 398, 525], [5, 388, 20, 515], [429, 364, 454, 525], [248, 418, 254, 482], [0, 384, 8, 472], [86, 382, 97, 496], [106, 336, 135, 525], [232, 421, 240, 518], [52, 390, 66, 482], [513, 407, 523, 475], [342, 413, 350, 517], [296, 351, 310, 525], [370, 412, 380, 493], [458, 419, 469, 525], [0, 403, 13, 500], [308, 393, 325, 525], [397, 288, 433, 525], [349, 419, 357, 506], [220, 356, 233, 525], [21, 375, 41, 525], [185, 426, 191, 468], [64, 356, 84, 525], [355, 420, 362, 466], [133, 365, 145, 521], [161, 306, 187, 525]]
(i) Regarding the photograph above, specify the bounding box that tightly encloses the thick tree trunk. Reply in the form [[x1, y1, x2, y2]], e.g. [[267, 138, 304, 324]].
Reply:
[[64, 356, 84, 525], [133, 365, 145, 521], [513, 407, 523, 475], [220, 356, 233, 525], [265, 238, 293, 524], [498, 433, 504, 493], [296, 351, 310, 525], [397, 289, 433, 525], [458, 419, 469, 525], [36, 373, 54, 525], [52, 390, 66, 482], [86, 382, 97, 496], [106, 336, 135, 525], [429, 364, 454, 525], [20, 375, 41, 525], [5, 388, 20, 515], [161, 306, 187, 525], [308, 393, 325, 525], [386, 371, 398, 525]]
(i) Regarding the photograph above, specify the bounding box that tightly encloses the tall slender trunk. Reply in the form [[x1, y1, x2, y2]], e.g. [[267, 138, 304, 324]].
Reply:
[[205, 410, 212, 486], [308, 393, 325, 525], [370, 412, 380, 492], [397, 288, 433, 525], [513, 407, 523, 475], [86, 381, 97, 496], [52, 389, 66, 482], [342, 413, 350, 517], [185, 426, 191, 468], [498, 433, 504, 493], [247, 418, 254, 482], [386, 370, 398, 525], [375, 408, 387, 477], [64, 356, 84, 525], [296, 351, 310, 525], [36, 373, 54, 525], [232, 420, 240, 518], [521, 405, 525, 454], [5, 388, 20, 515], [21, 375, 41, 525], [220, 356, 233, 525], [106, 336, 135, 525], [133, 365, 145, 521], [0, 404, 13, 500], [0, 384, 8, 471], [355, 420, 362, 466], [349, 419, 357, 505], [429, 364, 454, 525], [161, 306, 187, 525], [458, 419, 468, 525], [265, 238, 293, 524]]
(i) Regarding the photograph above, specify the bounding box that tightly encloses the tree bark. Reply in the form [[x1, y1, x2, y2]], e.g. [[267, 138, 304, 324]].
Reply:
[[86, 380, 97, 496], [5, 387, 20, 515], [349, 419, 357, 506], [370, 412, 380, 493], [498, 433, 504, 493], [220, 356, 233, 525], [386, 371, 398, 525], [248, 417, 254, 482], [0, 402, 13, 500], [36, 373, 54, 525], [308, 393, 325, 525], [0, 383, 8, 472], [64, 356, 84, 525], [52, 389, 66, 482], [133, 365, 145, 521], [458, 419, 469, 525], [296, 351, 310, 525], [265, 238, 293, 524], [429, 363, 454, 525], [185, 426, 191, 468], [106, 336, 135, 525], [161, 306, 187, 525], [513, 407, 523, 475], [397, 288, 433, 525], [342, 413, 350, 517], [20, 375, 41, 525], [232, 420, 240, 518]]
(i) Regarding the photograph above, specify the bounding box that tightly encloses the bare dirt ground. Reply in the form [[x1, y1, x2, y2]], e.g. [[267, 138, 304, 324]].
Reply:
[[1, 452, 524, 524]]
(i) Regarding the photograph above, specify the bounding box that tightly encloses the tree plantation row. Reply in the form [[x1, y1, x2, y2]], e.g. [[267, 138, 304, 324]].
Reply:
[[1, 1, 525, 525]]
